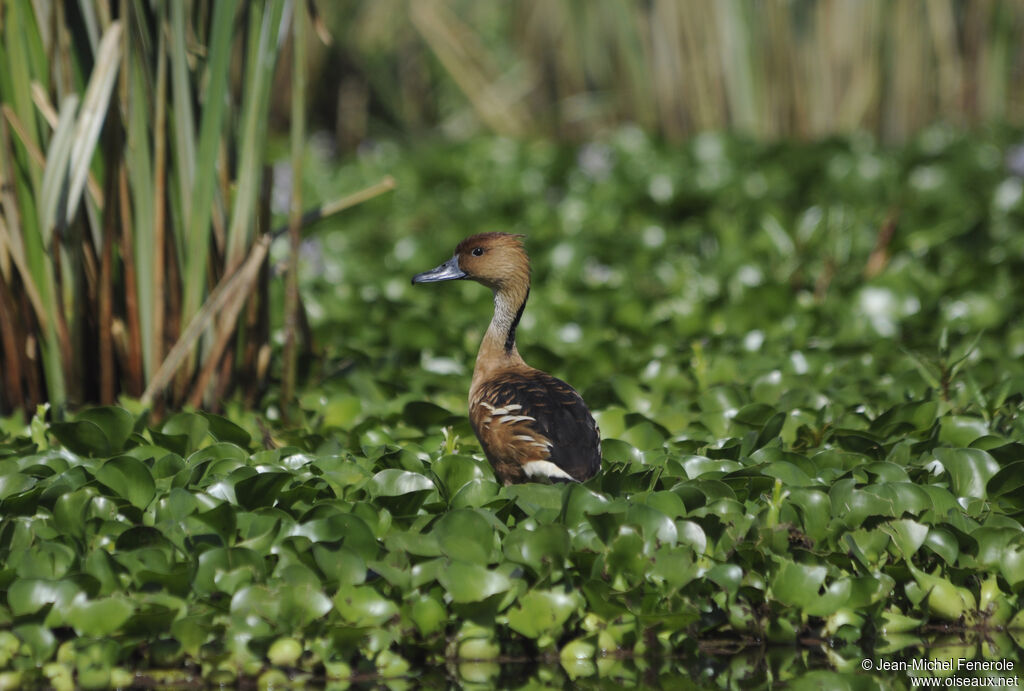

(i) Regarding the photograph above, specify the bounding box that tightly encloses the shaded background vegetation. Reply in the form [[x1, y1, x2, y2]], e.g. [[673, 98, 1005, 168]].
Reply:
[[2, 0, 1024, 416], [308, 0, 1024, 145]]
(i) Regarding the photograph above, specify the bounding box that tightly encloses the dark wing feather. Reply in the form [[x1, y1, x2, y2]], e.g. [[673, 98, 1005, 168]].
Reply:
[[476, 371, 601, 482]]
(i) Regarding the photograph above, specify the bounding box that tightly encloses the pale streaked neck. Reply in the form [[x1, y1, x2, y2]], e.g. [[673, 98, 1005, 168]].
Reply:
[[474, 286, 529, 376]]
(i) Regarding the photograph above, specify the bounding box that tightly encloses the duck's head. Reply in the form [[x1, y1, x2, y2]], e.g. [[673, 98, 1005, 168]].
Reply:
[[412, 232, 529, 292]]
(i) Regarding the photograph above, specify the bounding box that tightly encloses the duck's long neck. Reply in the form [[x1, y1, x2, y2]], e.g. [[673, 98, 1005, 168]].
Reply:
[[474, 284, 529, 379]]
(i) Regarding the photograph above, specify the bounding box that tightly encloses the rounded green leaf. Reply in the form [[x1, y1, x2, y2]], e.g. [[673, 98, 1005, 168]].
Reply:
[[95, 456, 156, 509], [507, 589, 582, 639], [77, 407, 136, 453], [434, 508, 498, 564], [49, 420, 110, 456], [936, 448, 1000, 500], [367, 469, 435, 496], [503, 524, 570, 573], [333, 584, 398, 626], [66, 593, 135, 636], [771, 560, 827, 607], [438, 562, 513, 603]]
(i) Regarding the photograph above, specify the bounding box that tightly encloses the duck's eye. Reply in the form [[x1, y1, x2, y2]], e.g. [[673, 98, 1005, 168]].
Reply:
[[472, 247, 484, 256]]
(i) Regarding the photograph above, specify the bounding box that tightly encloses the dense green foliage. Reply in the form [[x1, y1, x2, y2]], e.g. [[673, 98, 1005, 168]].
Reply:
[[2, 128, 1024, 688]]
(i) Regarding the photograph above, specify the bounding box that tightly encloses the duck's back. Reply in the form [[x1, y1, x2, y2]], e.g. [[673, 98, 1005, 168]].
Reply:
[[469, 368, 601, 485]]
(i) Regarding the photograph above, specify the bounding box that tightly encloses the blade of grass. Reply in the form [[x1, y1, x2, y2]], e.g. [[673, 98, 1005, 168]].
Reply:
[[281, 0, 308, 418], [122, 9, 158, 382], [30, 83, 105, 206], [224, 0, 286, 273], [180, 0, 237, 327], [37, 96, 78, 245], [168, 0, 197, 229], [62, 22, 121, 227]]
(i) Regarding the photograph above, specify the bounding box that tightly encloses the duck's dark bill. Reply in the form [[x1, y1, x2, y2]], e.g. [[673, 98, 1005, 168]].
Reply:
[[412, 257, 466, 284]]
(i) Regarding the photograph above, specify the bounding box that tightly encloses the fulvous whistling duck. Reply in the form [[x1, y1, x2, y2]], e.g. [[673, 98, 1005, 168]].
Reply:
[[412, 233, 601, 485]]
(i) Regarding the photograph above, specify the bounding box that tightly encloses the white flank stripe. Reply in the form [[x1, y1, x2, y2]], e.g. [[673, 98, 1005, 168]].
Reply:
[[523, 461, 575, 481], [499, 414, 535, 424]]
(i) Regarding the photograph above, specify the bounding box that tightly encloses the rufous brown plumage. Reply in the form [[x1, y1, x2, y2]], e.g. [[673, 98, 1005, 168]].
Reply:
[[412, 233, 601, 485]]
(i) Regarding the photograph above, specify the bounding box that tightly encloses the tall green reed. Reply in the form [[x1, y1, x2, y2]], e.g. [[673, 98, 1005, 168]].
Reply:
[[0, 1, 393, 416]]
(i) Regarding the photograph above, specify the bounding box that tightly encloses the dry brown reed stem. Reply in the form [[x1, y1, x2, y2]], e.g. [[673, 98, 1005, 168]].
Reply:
[[118, 164, 144, 397], [142, 233, 272, 405], [0, 275, 24, 408], [0, 217, 47, 333]]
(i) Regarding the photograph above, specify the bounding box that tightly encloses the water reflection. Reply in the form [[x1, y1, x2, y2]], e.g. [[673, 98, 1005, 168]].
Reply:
[[372, 634, 1023, 690]]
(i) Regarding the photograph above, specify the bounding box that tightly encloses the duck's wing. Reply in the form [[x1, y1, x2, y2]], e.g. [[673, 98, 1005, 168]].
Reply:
[[471, 370, 601, 483]]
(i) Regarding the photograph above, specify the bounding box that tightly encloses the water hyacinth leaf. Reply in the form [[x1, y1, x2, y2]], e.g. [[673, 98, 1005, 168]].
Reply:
[[503, 524, 570, 573], [620, 421, 666, 450], [450, 478, 501, 508], [883, 519, 929, 558], [95, 456, 156, 509], [432, 454, 486, 495], [936, 448, 1000, 500], [158, 413, 210, 456], [760, 461, 814, 487], [650, 545, 697, 588], [433, 508, 498, 564], [189, 501, 237, 545], [368, 469, 435, 496], [680, 456, 741, 479], [234, 471, 291, 510], [600, 438, 645, 465], [624, 503, 677, 547], [193, 547, 266, 595], [871, 401, 938, 435], [66, 593, 135, 636], [770, 560, 827, 608], [909, 566, 973, 621], [199, 412, 251, 447], [562, 484, 612, 524], [923, 528, 960, 565], [988, 461, 1024, 500], [77, 407, 136, 453], [939, 416, 990, 447], [48, 420, 111, 457], [7, 578, 80, 616], [706, 564, 743, 594], [0, 473, 36, 500], [230, 585, 280, 621], [11, 624, 56, 665], [407, 594, 447, 636], [507, 589, 582, 639], [291, 513, 378, 560], [279, 582, 334, 628], [1001, 545, 1024, 587], [313, 544, 367, 586], [676, 521, 707, 556], [403, 401, 457, 428], [333, 584, 399, 626], [438, 562, 513, 603], [17, 543, 76, 580]]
